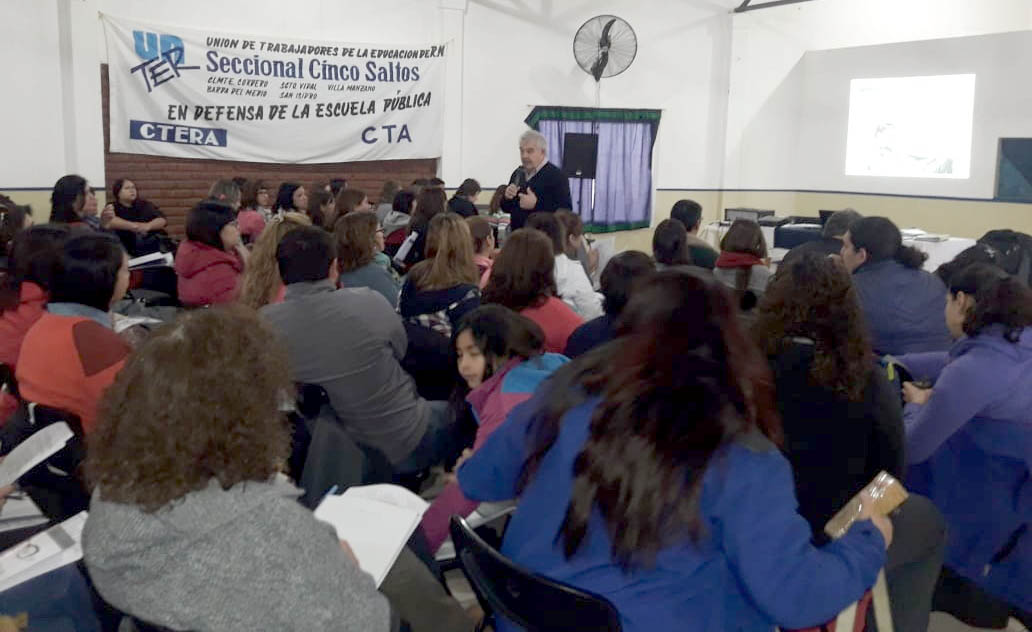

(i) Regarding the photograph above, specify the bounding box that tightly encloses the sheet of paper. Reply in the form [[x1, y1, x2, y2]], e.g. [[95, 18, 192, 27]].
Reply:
[[0, 511, 86, 593], [314, 485, 428, 587], [0, 494, 48, 534], [0, 421, 73, 487], [128, 251, 173, 269], [344, 484, 429, 513]]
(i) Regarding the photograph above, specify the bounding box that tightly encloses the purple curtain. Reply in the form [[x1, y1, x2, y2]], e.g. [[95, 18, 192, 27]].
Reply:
[[537, 119, 653, 231]]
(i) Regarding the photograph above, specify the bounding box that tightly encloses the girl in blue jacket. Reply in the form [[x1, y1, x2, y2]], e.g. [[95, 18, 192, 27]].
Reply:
[[458, 268, 891, 632], [901, 263, 1032, 613]]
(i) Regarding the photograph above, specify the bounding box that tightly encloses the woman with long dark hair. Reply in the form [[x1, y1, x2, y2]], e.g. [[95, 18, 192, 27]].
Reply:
[[403, 188, 447, 267], [49, 175, 96, 227], [104, 179, 168, 256], [459, 268, 891, 632], [899, 263, 1032, 614], [174, 201, 248, 307], [715, 218, 770, 312], [274, 182, 308, 215]]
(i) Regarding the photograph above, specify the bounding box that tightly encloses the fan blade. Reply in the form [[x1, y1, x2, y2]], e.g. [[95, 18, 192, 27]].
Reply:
[[599, 18, 617, 49], [591, 52, 609, 81]]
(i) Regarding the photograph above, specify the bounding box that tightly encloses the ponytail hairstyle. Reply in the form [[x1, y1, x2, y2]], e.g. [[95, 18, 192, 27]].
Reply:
[[517, 268, 780, 569], [949, 263, 1032, 342], [849, 216, 927, 270]]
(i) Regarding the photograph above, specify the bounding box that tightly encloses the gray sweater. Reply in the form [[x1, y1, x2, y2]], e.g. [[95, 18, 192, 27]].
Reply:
[[260, 281, 430, 464], [83, 479, 391, 632]]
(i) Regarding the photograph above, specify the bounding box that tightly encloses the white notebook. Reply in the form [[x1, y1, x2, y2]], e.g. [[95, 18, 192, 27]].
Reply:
[[0, 421, 74, 488], [313, 484, 429, 587]]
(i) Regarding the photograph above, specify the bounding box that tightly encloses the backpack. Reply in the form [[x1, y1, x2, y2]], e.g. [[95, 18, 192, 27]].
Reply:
[[977, 230, 1032, 286], [404, 287, 479, 338]]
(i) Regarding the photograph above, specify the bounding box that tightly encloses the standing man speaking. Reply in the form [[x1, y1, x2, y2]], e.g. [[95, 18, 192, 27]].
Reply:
[[502, 130, 573, 230]]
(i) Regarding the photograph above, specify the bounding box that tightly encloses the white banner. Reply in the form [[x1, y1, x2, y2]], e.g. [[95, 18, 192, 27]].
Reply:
[[102, 15, 447, 163]]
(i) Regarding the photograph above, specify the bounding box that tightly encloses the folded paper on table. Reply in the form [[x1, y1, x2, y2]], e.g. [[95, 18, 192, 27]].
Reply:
[[313, 484, 429, 587]]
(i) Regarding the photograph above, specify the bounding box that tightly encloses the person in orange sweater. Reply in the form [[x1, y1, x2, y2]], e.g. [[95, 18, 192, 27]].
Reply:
[[482, 229, 582, 353], [175, 201, 249, 307], [16, 233, 131, 433]]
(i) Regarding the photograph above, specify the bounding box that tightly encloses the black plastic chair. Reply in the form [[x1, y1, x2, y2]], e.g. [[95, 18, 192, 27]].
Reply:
[[449, 516, 622, 632]]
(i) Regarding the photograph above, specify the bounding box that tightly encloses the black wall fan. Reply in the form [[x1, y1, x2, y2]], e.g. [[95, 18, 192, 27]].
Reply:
[[573, 15, 637, 81]]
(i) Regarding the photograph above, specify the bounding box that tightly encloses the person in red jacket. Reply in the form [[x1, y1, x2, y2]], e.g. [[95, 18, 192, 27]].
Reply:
[[175, 201, 249, 307]]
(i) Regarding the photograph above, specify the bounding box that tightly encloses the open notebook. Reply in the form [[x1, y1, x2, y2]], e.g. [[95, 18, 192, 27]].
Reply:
[[313, 484, 429, 587]]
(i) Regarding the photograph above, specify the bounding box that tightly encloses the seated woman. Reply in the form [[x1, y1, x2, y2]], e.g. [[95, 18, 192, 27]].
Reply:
[[652, 218, 693, 269], [16, 233, 130, 433], [82, 306, 393, 631], [840, 216, 952, 356], [237, 212, 312, 310], [526, 213, 602, 320], [307, 189, 334, 229], [556, 209, 599, 282], [466, 215, 494, 287], [49, 175, 97, 231], [420, 305, 566, 552], [383, 189, 415, 242], [899, 263, 1032, 614], [175, 201, 249, 307], [376, 180, 400, 224], [715, 219, 771, 311], [564, 250, 654, 358], [237, 178, 274, 238], [399, 213, 480, 334], [753, 253, 945, 632], [274, 182, 308, 216], [335, 211, 401, 308], [459, 268, 891, 632], [331, 188, 373, 227], [483, 229, 582, 354], [103, 179, 168, 257], [403, 188, 447, 268], [448, 179, 480, 218]]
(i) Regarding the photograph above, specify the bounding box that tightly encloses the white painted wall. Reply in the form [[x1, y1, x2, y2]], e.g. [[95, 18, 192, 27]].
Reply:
[[725, 0, 1032, 195]]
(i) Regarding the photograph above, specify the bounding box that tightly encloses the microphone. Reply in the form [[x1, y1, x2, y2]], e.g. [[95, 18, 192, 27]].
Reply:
[[510, 168, 527, 189]]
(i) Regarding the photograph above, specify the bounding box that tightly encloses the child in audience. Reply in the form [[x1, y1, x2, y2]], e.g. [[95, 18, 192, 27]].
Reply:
[[526, 212, 602, 319], [716, 219, 771, 311], [565, 250, 654, 358], [307, 189, 333, 229], [482, 229, 583, 353], [82, 306, 393, 631], [274, 182, 308, 215], [420, 305, 566, 552], [237, 212, 312, 310], [399, 213, 480, 334], [17, 233, 130, 433], [175, 201, 249, 307], [336, 211, 401, 308], [840, 216, 952, 355], [104, 179, 168, 256], [459, 268, 891, 632], [466, 215, 495, 287], [899, 263, 1032, 613], [49, 175, 97, 229], [652, 218, 693, 268], [753, 253, 945, 632]]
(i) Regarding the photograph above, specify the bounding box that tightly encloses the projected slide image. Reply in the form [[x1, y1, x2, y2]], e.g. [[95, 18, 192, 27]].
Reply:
[[845, 74, 976, 179]]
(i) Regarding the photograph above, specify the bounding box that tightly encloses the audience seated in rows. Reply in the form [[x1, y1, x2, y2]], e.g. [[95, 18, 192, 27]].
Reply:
[[448, 178, 481, 218], [840, 216, 952, 355], [0, 225, 69, 367], [781, 208, 862, 267], [398, 213, 480, 335], [652, 218, 693, 268], [307, 188, 333, 229], [174, 201, 249, 307], [482, 228, 583, 353], [458, 268, 891, 632], [669, 199, 719, 269], [465, 215, 494, 287], [899, 263, 1032, 612], [261, 227, 457, 474], [49, 175, 97, 231], [715, 218, 771, 312], [237, 212, 312, 310], [376, 180, 400, 224], [564, 250, 654, 358], [274, 182, 308, 216], [336, 211, 401, 308], [420, 305, 566, 552], [105, 179, 167, 257], [17, 233, 130, 432], [404, 188, 448, 268], [753, 253, 946, 631], [526, 212, 602, 319], [81, 306, 394, 631]]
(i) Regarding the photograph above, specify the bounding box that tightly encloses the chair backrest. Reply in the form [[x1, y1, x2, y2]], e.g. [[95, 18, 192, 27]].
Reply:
[[449, 516, 622, 632]]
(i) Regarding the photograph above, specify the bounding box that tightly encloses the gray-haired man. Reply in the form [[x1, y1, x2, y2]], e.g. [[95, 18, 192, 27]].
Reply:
[[501, 129, 573, 230]]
